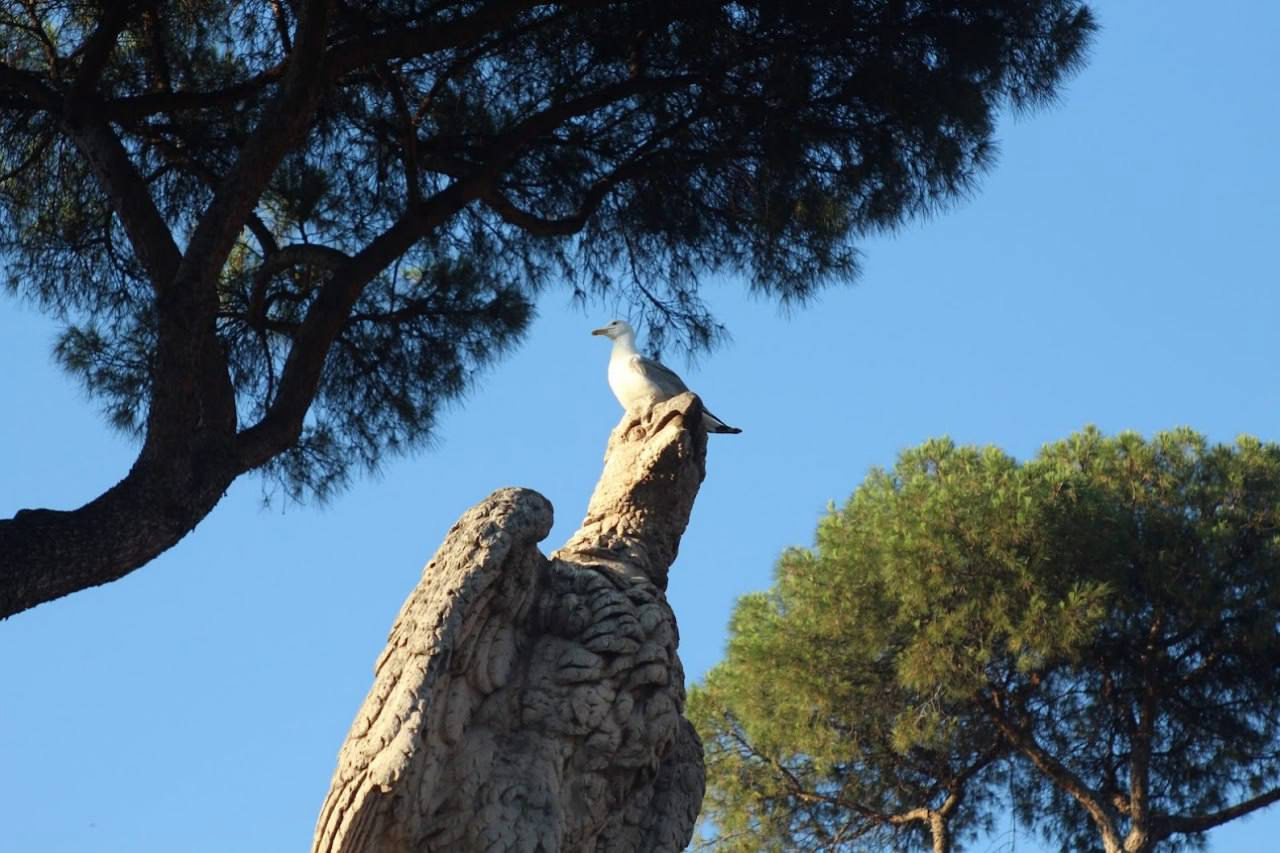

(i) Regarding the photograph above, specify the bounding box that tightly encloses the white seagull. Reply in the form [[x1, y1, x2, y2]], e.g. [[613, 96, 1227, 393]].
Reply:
[[592, 319, 742, 434]]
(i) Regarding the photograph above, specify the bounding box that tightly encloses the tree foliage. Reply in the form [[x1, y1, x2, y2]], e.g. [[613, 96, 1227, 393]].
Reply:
[[691, 429, 1280, 853], [0, 0, 1094, 616]]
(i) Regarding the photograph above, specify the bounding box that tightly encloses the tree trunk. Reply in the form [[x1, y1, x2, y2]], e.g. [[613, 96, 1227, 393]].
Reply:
[[312, 394, 709, 852], [930, 812, 951, 853]]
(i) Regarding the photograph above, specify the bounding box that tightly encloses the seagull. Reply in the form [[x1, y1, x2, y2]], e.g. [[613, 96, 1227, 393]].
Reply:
[[591, 319, 742, 434]]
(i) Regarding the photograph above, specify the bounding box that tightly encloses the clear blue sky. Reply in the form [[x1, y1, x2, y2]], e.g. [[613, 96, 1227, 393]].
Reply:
[[2, 3, 1277, 850]]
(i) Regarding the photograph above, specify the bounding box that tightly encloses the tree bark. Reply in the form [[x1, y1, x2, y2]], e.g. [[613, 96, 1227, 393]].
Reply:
[[312, 394, 709, 852], [930, 811, 951, 853]]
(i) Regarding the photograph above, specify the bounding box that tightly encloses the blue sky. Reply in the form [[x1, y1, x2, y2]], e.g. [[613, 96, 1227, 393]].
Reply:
[[2, 2, 1278, 850]]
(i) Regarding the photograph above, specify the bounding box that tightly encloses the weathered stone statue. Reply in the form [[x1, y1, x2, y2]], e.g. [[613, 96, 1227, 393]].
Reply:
[[313, 394, 709, 853]]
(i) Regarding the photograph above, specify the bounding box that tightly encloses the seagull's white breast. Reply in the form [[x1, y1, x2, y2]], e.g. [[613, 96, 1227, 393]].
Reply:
[[608, 352, 663, 409]]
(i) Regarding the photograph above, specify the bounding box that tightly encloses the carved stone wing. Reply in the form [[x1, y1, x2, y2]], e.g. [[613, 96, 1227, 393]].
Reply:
[[313, 487, 552, 853]]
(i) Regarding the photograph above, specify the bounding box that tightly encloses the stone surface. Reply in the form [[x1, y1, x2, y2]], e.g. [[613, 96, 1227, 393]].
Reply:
[[313, 394, 708, 853]]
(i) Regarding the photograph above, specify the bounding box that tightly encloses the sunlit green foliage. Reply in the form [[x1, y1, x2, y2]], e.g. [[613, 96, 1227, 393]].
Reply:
[[691, 429, 1280, 852]]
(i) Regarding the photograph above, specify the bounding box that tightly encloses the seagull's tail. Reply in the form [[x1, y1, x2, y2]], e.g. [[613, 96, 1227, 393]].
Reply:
[[702, 410, 743, 435]]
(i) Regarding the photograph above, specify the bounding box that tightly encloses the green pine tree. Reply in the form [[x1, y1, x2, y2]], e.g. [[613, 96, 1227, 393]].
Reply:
[[691, 429, 1280, 853]]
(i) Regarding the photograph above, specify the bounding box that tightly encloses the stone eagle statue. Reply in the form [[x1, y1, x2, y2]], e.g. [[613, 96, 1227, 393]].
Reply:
[[313, 395, 710, 853]]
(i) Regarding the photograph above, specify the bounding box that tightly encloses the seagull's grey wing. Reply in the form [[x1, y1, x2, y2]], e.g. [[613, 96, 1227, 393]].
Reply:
[[631, 354, 690, 397]]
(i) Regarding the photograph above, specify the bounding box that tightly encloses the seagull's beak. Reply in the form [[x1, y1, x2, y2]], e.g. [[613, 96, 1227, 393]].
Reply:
[[591, 327, 609, 337]]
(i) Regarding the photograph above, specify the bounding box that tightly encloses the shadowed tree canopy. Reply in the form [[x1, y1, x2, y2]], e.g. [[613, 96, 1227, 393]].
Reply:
[[690, 429, 1280, 853], [0, 0, 1095, 617]]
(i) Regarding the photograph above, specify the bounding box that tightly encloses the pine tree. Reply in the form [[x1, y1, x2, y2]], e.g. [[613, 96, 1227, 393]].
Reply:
[[692, 429, 1280, 853], [0, 1, 1095, 616]]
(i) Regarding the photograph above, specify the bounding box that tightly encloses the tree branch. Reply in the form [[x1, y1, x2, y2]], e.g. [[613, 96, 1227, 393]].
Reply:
[[0, 417, 241, 618], [137, 128, 279, 258], [376, 62, 422, 203], [235, 177, 484, 468], [269, 0, 293, 54], [15, 0, 61, 71], [482, 183, 605, 236], [61, 113, 182, 289], [1127, 612, 1166, 841], [101, 68, 287, 123], [1, 24, 183, 291], [0, 62, 57, 107], [68, 3, 145, 102], [235, 70, 691, 466], [480, 104, 702, 235], [176, 0, 335, 295], [248, 242, 351, 328], [985, 694, 1125, 853], [1158, 786, 1280, 838], [485, 73, 696, 164], [324, 0, 556, 75]]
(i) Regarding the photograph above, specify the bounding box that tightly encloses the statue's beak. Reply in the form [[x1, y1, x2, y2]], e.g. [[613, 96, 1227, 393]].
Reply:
[[591, 327, 609, 336]]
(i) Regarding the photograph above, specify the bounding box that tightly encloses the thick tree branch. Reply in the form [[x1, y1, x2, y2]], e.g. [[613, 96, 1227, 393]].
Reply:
[[101, 69, 287, 123], [0, 62, 56, 107], [62, 114, 182, 288], [139, 7, 173, 93], [137, 128, 279, 258], [1157, 786, 1280, 837], [269, 0, 294, 54], [235, 72, 689, 467], [68, 3, 143, 102], [1127, 613, 1165, 842], [234, 177, 483, 468], [325, 0, 554, 74], [1, 20, 184, 291], [0, 440, 240, 618], [177, 0, 335, 295], [985, 695, 1125, 853], [375, 62, 422, 202]]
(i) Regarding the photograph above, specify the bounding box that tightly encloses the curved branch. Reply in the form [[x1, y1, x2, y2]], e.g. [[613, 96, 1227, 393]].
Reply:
[[62, 113, 182, 289], [19, 5, 185, 292], [235, 177, 484, 469], [68, 3, 148, 102], [1158, 786, 1280, 839], [0, 63, 57, 110], [482, 186, 601, 236], [324, 0, 553, 75], [1, 18, 183, 291], [101, 68, 287, 123], [985, 694, 1125, 852], [176, 0, 335, 294], [0, 438, 240, 619]]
